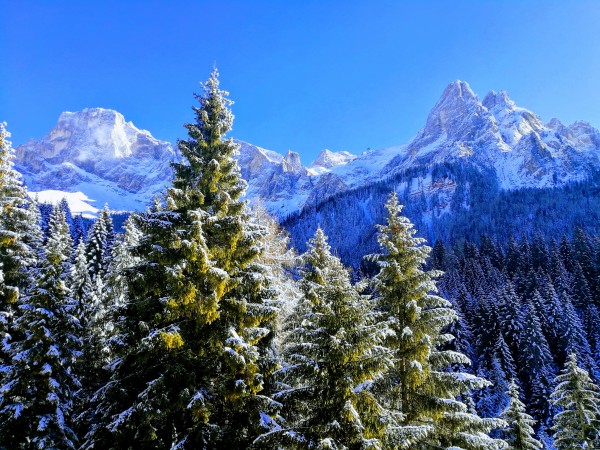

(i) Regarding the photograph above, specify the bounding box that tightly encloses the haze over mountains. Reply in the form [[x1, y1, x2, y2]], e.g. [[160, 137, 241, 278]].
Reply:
[[13, 81, 600, 217]]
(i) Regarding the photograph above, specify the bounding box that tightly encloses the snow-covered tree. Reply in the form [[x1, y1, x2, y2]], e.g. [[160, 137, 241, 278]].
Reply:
[[86, 204, 114, 280], [518, 299, 556, 427], [104, 216, 141, 308], [258, 228, 394, 449], [501, 380, 543, 450], [85, 69, 278, 449], [478, 355, 511, 419], [0, 122, 39, 365], [370, 193, 506, 449], [551, 353, 600, 450], [251, 204, 299, 319], [0, 205, 80, 448]]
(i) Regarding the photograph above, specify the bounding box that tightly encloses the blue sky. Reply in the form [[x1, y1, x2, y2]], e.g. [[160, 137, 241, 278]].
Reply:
[[2, 1, 600, 164]]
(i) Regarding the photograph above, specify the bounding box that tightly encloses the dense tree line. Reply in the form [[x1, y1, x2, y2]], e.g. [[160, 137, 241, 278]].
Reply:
[[431, 230, 600, 447], [283, 159, 600, 267], [1, 74, 599, 449]]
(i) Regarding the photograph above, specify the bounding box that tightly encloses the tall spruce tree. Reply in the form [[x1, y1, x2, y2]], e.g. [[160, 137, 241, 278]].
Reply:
[[501, 381, 543, 450], [551, 353, 600, 450], [0, 123, 39, 367], [518, 299, 556, 428], [0, 205, 80, 449], [85, 205, 114, 281], [258, 228, 394, 449], [370, 193, 506, 449], [85, 69, 278, 449]]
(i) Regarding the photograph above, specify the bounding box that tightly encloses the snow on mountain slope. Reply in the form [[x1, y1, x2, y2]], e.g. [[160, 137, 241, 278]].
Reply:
[[29, 190, 99, 218], [13, 83, 600, 219], [14, 108, 176, 213], [308, 149, 357, 175], [242, 81, 600, 216], [379, 81, 600, 189]]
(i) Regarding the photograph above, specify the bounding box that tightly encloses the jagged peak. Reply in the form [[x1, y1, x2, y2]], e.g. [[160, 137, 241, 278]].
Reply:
[[282, 149, 304, 173], [482, 90, 516, 110], [546, 118, 564, 130], [567, 120, 600, 137], [417, 80, 485, 139], [435, 80, 479, 106], [310, 149, 356, 169], [58, 107, 126, 124], [568, 120, 594, 129]]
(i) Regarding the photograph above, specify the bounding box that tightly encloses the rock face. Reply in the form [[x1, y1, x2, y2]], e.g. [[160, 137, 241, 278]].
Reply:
[[14, 108, 176, 211], [241, 81, 600, 217], [383, 82, 600, 189], [13, 83, 600, 217]]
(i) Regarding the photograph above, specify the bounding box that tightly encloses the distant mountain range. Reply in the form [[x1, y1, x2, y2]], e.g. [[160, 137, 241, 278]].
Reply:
[[14, 81, 600, 219]]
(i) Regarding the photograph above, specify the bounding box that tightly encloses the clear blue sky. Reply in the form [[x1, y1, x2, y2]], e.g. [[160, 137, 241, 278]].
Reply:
[[2, 1, 600, 164]]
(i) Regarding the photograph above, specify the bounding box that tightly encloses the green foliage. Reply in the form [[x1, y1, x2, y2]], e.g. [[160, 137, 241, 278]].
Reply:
[[86, 69, 278, 450], [0, 205, 80, 449], [370, 193, 506, 449], [260, 228, 393, 449], [551, 353, 600, 449], [501, 380, 543, 450], [0, 122, 39, 348]]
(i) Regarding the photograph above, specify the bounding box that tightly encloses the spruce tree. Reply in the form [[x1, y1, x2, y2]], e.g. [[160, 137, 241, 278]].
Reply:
[[551, 353, 600, 450], [501, 381, 543, 450], [0, 122, 39, 365], [0, 205, 80, 449], [70, 239, 91, 315], [104, 216, 141, 308], [258, 228, 394, 449], [370, 193, 506, 449], [86, 69, 278, 449], [85, 205, 114, 280], [477, 355, 511, 419], [518, 299, 556, 427]]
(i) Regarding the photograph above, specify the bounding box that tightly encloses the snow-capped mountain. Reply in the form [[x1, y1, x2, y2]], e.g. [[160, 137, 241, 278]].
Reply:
[[13, 82, 600, 218], [384, 81, 600, 189], [240, 81, 600, 217], [14, 108, 176, 213]]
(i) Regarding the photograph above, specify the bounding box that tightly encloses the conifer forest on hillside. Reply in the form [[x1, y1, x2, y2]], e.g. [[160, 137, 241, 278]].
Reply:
[[1, 71, 599, 449]]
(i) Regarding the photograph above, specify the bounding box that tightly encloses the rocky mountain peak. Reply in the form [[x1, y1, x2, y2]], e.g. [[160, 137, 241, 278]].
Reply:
[[310, 149, 356, 170], [420, 80, 487, 138], [282, 150, 304, 174], [439, 80, 479, 103], [482, 90, 516, 111], [547, 118, 565, 131], [14, 83, 600, 219], [14, 108, 176, 211]]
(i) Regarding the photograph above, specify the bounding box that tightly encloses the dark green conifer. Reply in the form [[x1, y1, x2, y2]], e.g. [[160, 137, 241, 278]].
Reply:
[[86, 69, 277, 449], [370, 193, 505, 449], [551, 353, 600, 449], [501, 380, 543, 450], [0, 205, 80, 449], [258, 228, 393, 449]]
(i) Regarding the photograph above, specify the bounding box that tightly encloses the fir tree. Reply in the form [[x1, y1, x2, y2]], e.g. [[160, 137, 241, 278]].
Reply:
[[86, 69, 278, 449], [477, 356, 511, 419], [518, 299, 556, 427], [258, 228, 393, 449], [370, 193, 506, 449], [551, 353, 600, 450], [0, 122, 39, 366], [498, 282, 523, 359], [0, 205, 80, 449], [104, 216, 141, 308], [85, 204, 114, 281], [501, 380, 543, 450]]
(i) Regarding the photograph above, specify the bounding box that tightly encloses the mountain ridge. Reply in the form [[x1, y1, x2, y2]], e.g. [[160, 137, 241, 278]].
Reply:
[[12, 81, 600, 217]]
